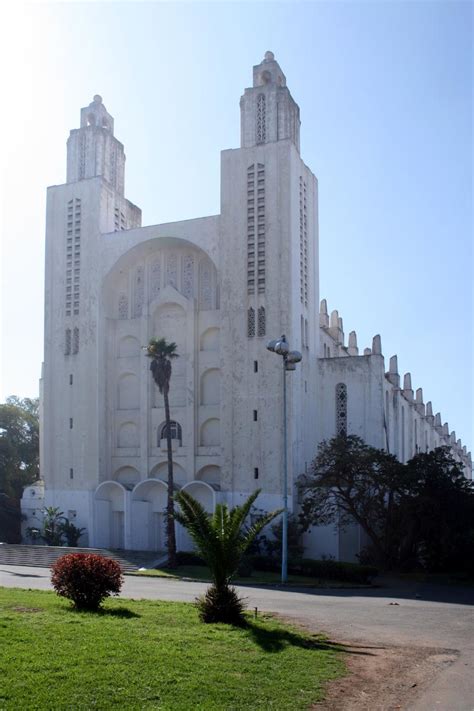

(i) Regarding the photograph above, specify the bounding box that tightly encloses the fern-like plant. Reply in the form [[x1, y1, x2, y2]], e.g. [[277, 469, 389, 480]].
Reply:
[[174, 488, 281, 624]]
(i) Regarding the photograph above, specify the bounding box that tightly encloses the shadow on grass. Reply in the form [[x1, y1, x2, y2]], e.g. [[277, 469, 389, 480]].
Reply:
[[68, 606, 141, 619], [244, 619, 377, 657]]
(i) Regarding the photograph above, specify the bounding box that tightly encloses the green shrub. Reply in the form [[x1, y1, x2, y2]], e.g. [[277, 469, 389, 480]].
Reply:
[[252, 554, 378, 583], [196, 584, 246, 625], [175, 551, 206, 566], [262, 515, 304, 563], [251, 554, 280, 573], [51, 553, 123, 610], [295, 558, 378, 583], [42, 507, 65, 546], [236, 557, 253, 577], [60, 520, 86, 547]]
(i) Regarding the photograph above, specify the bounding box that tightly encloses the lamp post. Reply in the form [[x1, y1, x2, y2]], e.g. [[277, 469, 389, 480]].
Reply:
[[267, 335, 302, 583]]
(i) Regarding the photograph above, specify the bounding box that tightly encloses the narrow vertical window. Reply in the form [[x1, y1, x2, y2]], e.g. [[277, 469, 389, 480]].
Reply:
[[247, 163, 265, 294], [257, 306, 266, 337], [247, 164, 255, 295], [69, 418, 73, 429], [73, 327, 79, 354], [133, 265, 145, 317], [385, 391, 390, 452], [118, 292, 128, 320], [69, 374, 73, 385], [65, 329, 72, 356], [69, 468, 74, 480], [254, 467, 259, 480], [256, 94, 266, 144], [247, 307, 255, 338], [335, 383, 347, 436], [254, 361, 258, 373], [299, 177, 308, 306], [401, 406, 405, 462], [253, 410, 258, 421]]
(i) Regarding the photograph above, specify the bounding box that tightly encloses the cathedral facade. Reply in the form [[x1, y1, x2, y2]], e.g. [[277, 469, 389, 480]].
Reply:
[[22, 53, 471, 560]]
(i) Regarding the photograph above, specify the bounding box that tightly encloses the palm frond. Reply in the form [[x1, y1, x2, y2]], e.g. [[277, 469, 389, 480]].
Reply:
[[174, 488, 281, 588], [239, 509, 283, 555], [227, 489, 262, 540]]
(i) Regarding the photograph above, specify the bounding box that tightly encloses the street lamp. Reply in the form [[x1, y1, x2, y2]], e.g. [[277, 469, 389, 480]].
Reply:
[[267, 335, 302, 583]]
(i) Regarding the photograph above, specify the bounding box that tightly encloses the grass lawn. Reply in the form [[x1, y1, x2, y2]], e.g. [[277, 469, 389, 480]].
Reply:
[[0, 587, 345, 710], [133, 565, 363, 587]]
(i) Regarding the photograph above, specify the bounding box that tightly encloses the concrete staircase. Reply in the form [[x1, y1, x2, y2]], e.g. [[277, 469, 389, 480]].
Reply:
[[0, 544, 166, 573]]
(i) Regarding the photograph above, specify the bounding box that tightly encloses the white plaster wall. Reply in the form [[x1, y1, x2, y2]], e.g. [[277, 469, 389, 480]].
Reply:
[[317, 354, 386, 449]]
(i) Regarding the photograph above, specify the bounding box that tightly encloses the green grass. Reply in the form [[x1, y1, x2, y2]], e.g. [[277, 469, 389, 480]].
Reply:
[[0, 587, 345, 710], [133, 565, 363, 587]]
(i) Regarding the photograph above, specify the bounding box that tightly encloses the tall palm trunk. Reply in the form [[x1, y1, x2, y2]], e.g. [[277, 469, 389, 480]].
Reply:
[[163, 385, 177, 568]]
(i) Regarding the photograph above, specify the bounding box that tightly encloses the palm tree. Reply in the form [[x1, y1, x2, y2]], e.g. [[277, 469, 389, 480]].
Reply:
[[174, 488, 282, 624], [146, 337, 179, 568]]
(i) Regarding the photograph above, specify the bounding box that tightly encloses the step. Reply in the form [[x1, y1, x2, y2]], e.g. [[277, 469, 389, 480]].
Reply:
[[0, 544, 164, 573]]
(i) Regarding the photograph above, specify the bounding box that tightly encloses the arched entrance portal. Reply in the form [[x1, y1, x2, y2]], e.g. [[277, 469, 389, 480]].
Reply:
[[131, 479, 168, 551], [94, 481, 126, 549]]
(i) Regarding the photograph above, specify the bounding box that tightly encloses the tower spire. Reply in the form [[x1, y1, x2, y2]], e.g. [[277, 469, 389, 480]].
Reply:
[[66, 95, 126, 195], [240, 51, 301, 152]]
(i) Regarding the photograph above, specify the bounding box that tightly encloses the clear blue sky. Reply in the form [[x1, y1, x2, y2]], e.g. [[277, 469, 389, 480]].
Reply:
[[1, 1, 472, 452]]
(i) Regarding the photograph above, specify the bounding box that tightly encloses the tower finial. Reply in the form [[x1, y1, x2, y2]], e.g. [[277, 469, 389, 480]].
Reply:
[[241, 51, 299, 150]]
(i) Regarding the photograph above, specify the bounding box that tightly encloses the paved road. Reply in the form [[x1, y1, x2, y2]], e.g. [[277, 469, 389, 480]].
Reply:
[[1, 565, 473, 710]]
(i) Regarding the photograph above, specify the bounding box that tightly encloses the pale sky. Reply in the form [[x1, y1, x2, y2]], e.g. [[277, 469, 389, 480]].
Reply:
[[0, 1, 472, 452]]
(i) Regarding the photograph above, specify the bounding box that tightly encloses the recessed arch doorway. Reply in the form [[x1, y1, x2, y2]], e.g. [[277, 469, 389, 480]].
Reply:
[[131, 479, 168, 551], [94, 481, 126, 549]]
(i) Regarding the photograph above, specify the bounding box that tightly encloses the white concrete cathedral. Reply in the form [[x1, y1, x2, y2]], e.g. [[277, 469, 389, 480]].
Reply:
[[22, 52, 472, 560]]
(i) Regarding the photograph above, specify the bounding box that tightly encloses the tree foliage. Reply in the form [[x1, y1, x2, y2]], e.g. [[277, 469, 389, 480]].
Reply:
[[146, 338, 179, 397], [299, 435, 474, 572], [299, 435, 403, 567], [398, 448, 474, 573], [0, 396, 39, 498]]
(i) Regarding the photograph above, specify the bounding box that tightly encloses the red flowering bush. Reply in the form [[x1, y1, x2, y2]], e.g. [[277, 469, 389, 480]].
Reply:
[[51, 553, 123, 610]]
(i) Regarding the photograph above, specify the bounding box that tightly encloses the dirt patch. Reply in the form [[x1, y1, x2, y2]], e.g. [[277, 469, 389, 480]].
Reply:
[[11, 606, 42, 613], [273, 614, 459, 711], [315, 641, 458, 711]]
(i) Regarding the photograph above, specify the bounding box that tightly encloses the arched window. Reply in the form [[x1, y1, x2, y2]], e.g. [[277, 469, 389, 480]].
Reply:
[[335, 383, 347, 436], [257, 306, 266, 337], [248, 307, 255, 338], [160, 421, 182, 445]]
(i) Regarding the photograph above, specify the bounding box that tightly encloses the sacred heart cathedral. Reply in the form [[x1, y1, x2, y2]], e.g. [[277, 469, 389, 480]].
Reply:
[[21, 52, 471, 559]]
